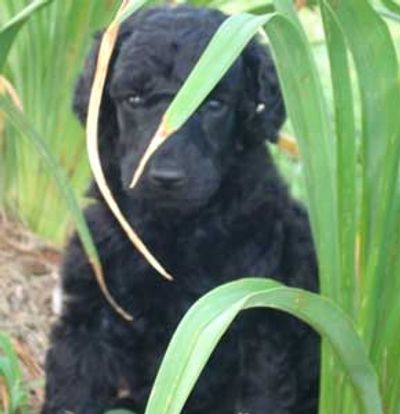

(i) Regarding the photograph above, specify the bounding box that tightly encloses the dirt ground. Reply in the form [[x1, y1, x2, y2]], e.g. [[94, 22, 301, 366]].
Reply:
[[0, 214, 61, 412]]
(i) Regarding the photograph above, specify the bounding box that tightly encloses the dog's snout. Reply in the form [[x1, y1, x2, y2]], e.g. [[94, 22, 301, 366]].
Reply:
[[148, 166, 186, 189]]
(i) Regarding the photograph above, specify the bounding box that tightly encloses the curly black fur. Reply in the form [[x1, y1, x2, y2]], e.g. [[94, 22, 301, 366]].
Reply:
[[42, 5, 319, 414]]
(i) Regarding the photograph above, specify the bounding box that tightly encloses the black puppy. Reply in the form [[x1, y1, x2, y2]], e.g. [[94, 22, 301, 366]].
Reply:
[[43, 5, 319, 414]]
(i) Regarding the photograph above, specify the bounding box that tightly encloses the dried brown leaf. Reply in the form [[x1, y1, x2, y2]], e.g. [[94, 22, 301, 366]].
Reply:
[[86, 1, 173, 311], [0, 76, 23, 110]]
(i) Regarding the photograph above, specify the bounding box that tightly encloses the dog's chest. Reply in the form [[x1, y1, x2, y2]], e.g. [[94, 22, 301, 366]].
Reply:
[[172, 223, 284, 284]]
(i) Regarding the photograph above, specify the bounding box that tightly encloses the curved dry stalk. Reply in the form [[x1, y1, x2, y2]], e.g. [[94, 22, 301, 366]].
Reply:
[[85, 1, 173, 318], [0, 76, 23, 135], [0, 76, 23, 110], [91, 260, 134, 321]]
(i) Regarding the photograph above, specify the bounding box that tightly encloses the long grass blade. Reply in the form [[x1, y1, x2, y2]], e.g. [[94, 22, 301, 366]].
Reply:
[[381, 0, 400, 15], [263, 10, 339, 298], [318, 4, 358, 410], [86, 0, 173, 281], [0, 0, 55, 70], [0, 76, 23, 110], [320, 1, 357, 315], [323, 0, 400, 352], [145, 279, 382, 414], [0, 96, 133, 321]]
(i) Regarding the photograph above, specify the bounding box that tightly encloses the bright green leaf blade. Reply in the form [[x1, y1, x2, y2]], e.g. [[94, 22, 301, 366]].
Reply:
[[0, 357, 14, 389], [146, 279, 382, 414], [318, 3, 359, 411], [0, 332, 26, 412], [376, 6, 400, 22], [324, 0, 400, 348], [0, 0, 55, 70], [163, 12, 275, 133], [0, 332, 20, 384], [0, 97, 100, 268], [320, 2, 357, 315], [262, 14, 339, 299], [212, 0, 274, 14], [381, 0, 400, 15]]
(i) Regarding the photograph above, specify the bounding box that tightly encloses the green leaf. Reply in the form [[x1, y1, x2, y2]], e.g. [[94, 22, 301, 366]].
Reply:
[[0, 332, 20, 385], [376, 6, 400, 22], [381, 0, 400, 15], [0, 332, 27, 413], [323, 0, 400, 349], [0, 0, 55, 71], [263, 10, 340, 299], [320, 1, 357, 314], [316, 3, 359, 411], [0, 97, 101, 274], [0, 96, 135, 319], [0, 357, 14, 390], [145, 279, 382, 414], [163, 12, 275, 133], [210, 0, 275, 14]]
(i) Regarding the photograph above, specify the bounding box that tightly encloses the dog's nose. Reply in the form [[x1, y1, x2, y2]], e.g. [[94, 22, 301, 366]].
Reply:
[[148, 167, 186, 188]]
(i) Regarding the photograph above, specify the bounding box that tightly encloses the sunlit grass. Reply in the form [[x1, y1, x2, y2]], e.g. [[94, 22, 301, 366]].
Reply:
[[0, 0, 119, 244]]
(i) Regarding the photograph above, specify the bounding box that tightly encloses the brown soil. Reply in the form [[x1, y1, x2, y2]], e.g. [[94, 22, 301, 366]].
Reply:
[[0, 213, 62, 413]]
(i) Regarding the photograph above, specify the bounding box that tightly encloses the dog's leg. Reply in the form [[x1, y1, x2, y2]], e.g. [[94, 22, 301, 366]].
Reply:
[[41, 317, 121, 414], [235, 310, 318, 414]]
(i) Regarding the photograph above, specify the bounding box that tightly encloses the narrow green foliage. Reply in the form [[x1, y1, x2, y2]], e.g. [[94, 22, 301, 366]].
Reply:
[[145, 279, 382, 414], [0, 0, 54, 70], [319, 9, 400, 410], [376, 6, 400, 22], [320, 1, 357, 318], [265, 3, 340, 300], [0, 332, 28, 414], [164, 13, 274, 133], [316, 3, 358, 410], [0, 96, 101, 273], [208, 0, 274, 13], [0, 0, 118, 243], [381, 0, 400, 15]]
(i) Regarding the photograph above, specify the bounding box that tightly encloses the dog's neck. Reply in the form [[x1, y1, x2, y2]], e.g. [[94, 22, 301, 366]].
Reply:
[[137, 146, 290, 286]]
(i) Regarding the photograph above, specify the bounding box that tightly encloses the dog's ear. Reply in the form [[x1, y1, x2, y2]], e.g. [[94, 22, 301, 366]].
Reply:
[[241, 41, 286, 145]]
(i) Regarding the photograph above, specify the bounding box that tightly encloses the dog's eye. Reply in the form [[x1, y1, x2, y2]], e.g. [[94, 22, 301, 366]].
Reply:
[[206, 99, 224, 111], [124, 95, 144, 108]]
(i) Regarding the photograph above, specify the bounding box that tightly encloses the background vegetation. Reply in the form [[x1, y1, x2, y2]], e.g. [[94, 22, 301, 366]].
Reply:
[[1, 1, 400, 414]]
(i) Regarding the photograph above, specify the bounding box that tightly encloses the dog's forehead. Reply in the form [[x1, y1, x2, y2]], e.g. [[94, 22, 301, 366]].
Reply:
[[111, 7, 243, 94]]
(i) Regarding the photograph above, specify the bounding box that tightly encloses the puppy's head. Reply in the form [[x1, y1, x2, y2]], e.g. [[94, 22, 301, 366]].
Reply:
[[74, 6, 285, 214]]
